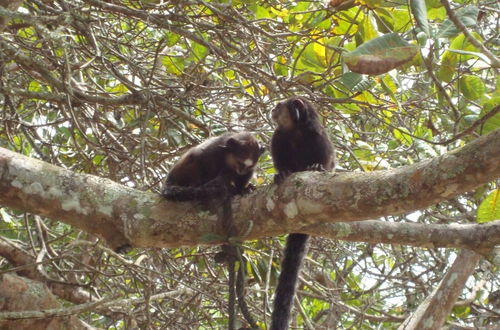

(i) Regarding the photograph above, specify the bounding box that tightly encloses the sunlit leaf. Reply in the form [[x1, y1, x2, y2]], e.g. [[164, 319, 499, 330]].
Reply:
[[393, 127, 413, 146], [313, 39, 327, 67], [192, 41, 208, 61], [107, 83, 129, 95], [477, 189, 500, 223], [360, 12, 379, 41], [161, 55, 185, 76], [297, 42, 326, 72], [344, 33, 419, 75], [250, 5, 270, 19], [165, 32, 180, 46], [392, 8, 412, 32], [28, 80, 42, 92], [427, 6, 446, 20]]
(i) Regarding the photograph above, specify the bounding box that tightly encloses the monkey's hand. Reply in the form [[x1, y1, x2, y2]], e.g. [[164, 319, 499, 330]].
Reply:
[[239, 183, 256, 195], [306, 163, 327, 172]]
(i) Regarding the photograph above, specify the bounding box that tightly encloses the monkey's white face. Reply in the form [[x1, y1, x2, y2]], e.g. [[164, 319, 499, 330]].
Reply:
[[235, 158, 256, 175], [225, 153, 257, 176]]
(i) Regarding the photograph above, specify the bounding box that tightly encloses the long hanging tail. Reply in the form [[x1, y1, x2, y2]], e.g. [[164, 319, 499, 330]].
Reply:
[[271, 233, 310, 330]]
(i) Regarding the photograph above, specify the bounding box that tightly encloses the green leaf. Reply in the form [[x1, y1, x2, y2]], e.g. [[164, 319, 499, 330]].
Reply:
[[393, 127, 413, 146], [344, 33, 419, 75], [437, 51, 457, 82], [250, 5, 270, 19], [477, 189, 500, 223], [425, 0, 442, 9], [336, 72, 372, 93], [28, 80, 42, 92], [437, 32, 483, 82], [437, 5, 478, 38], [161, 55, 185, 76], [107, 83, 129, 95], [192, 41, 208, 61], [410, 0, 430, 36], [360, 12, 379, 41], [296, 42, 326, 72], [459, 75, 485, 100], [165, 32, 180, 46], [374, 8, 394, 33], [392, 8, 412, 32]]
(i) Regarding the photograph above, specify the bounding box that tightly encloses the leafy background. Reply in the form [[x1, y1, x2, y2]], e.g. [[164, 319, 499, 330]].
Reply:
[[0, 0, 498, 328]]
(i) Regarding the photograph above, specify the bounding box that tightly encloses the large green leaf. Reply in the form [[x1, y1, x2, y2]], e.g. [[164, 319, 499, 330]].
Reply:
[[343, 33, 419, 75]]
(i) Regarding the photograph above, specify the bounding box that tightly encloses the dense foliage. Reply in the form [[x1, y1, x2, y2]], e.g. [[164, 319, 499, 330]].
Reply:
[[0, 0, 498, 328]]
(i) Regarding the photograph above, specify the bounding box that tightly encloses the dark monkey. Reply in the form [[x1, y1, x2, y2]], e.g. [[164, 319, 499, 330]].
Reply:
[[161, 131, 264, 330], [270, 97, 335, 330], [161, 131, 264, 201]]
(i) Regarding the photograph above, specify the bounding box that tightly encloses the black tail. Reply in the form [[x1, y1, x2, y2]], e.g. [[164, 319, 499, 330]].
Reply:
[[161, 184, 211, 201], [161, 175, 234, 202], [271, 233, 309, 330]]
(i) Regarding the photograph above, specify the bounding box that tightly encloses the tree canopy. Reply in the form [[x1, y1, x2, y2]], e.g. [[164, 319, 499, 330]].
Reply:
[[0, 0, 499, 329]]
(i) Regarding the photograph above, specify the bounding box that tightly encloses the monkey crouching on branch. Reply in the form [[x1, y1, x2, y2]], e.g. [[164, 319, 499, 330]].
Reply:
[[161, 131, 264, 330], [270, 96, 335, 330], [161, 131, 264, 201]]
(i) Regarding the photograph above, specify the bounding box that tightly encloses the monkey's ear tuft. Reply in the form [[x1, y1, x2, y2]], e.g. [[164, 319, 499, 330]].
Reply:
[[290, 98, 307, 122]]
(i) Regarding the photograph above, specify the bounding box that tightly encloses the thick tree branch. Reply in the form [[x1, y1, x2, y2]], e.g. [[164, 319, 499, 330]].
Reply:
[[0, 129, 499, 250]]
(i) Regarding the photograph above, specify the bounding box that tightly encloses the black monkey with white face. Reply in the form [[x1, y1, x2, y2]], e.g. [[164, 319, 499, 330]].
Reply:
[[270, 97, 335, 330]]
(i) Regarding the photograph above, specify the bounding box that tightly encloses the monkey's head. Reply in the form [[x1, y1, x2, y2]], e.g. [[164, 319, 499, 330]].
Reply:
[[272, 96, 318, 130], [223, 132, 265, 176]]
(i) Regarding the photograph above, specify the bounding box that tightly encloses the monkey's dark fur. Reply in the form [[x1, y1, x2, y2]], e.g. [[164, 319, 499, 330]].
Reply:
[[161, 132, 264, 201], [270, 97, 334, 330]]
